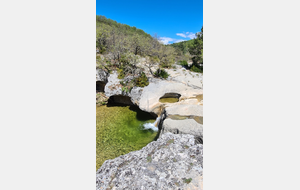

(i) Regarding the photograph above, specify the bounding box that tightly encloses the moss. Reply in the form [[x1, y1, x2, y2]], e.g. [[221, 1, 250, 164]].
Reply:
[[183, 178, 192, 184], [147, 155, 152, 162], [96, 105, 157, 170]]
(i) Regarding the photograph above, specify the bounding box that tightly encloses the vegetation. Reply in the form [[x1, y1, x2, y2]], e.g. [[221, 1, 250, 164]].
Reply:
[[96, 15, 176, 74], [189, 27, 203, 68], [171, 27, 203, 73], [135, 72, 149, 87], [96, 92, 109, 106], [96, 15, 203, 92], [183, 178, 192, 184], [154, 68, 169, 79]]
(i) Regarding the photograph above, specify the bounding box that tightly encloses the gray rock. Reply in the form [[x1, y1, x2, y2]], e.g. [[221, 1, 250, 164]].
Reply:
[[165, 105, 203, 117], [138, 80, 203, 114], [160, 119, 203, 144], [96, 68, 109, 83], [129, 87, 143, 105], [96, 133, 203, 190], [104, 71, 123, 97]]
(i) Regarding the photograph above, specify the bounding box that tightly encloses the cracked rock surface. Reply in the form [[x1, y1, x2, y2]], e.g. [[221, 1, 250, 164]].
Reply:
[[96, 133, 203, 190]]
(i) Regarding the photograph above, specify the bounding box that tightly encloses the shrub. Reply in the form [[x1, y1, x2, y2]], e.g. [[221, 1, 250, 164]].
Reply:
[[190, 64, 203, 73], [117, 68, 125, 79], [135, 72, 149, 87], [154, 69, 169, 79], [179, 60, 189, 69]]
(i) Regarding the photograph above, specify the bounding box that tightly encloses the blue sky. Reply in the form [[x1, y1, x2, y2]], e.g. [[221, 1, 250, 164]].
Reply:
[[96, 0, 203, 44]]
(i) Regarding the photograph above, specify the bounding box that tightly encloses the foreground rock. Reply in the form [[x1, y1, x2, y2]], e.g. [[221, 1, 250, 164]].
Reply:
[[96, 133, 203, 190]]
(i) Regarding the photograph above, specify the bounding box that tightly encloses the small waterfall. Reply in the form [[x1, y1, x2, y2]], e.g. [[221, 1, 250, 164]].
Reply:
[[143, 116, 161, 132]]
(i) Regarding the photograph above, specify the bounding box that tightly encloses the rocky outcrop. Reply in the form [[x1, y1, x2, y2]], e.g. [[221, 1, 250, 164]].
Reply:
[[166, 65, 203, 89], [138, 80, 203, 115], [96, 133, 203, 190], [165, 105, 203, 117], [96, 68, 109, 83], [104, 71, 123, 97], [160, 119, 203, 144]]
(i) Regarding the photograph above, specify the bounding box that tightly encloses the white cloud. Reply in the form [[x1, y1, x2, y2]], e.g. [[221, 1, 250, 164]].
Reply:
[[187, 32, 196, 39], [176, 32, 196, 39], [159, 37, 174, 45], [176, 33, 187, 38], [159, 37, 187, 44]]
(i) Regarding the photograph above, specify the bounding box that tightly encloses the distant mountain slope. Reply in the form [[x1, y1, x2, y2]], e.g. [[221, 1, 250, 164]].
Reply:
[[96, 15, 152, 41]]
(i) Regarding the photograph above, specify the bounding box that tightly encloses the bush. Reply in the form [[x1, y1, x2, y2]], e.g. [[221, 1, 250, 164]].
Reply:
[[135, 72, 149, 87], [190, 64, 203, 73], [179, 60, 189, 69], [117, 68, 125, 79], [154, 69, 169, 79]]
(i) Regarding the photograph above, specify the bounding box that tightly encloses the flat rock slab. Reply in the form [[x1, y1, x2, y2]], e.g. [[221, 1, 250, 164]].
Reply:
[[139, 80, 203, 114], [165, 105, 203, 117], [166, 66, 203, 89], [160, 118, 203, 143], [96, 133, 203, 190]]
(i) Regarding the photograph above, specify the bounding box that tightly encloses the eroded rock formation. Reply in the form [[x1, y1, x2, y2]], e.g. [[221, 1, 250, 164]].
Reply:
[[96, 133, 203, 190]]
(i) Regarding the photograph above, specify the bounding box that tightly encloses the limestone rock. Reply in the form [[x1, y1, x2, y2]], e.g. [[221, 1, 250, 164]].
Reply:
[[166, 66, 203, 89], [104, 71, 123, 97], [138, 80, 203, 114], [165, 105, 203, 117], [96, 133, 203, 190], [96, 68, 109, 83], [160, 119, 203, 144]]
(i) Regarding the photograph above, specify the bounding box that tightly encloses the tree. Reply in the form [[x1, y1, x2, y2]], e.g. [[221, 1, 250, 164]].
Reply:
[[189, 27, 203, 66]]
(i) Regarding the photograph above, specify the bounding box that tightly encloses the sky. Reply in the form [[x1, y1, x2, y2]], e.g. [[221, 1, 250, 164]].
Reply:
[[96, 0, 203, 44]]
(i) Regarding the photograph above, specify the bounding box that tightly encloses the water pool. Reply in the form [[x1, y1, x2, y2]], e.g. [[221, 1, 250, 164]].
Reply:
[[96, 105, 158, 170]]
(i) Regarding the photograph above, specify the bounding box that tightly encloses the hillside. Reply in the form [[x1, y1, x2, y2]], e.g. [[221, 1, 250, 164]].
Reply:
[[168, 39, 195, 54], [96, 15, 203, 80]]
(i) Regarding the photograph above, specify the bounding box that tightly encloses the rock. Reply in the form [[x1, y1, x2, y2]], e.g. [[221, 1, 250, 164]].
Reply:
[[165, 105, 203, 117], [96, 133, 203, 190], [166, 66, 203, 89], [104, 71, 123, 97], [138, 80, 203, 114], [129, 87, 143, 105], [160, 119, 203, 144], [96, 68, 109, 83]]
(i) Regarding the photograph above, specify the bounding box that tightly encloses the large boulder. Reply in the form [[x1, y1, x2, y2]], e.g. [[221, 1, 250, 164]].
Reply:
[[96, 133, 203, 190]]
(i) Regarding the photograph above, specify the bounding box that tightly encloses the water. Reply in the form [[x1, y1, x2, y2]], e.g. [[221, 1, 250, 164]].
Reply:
[[96, 105, 158, 170], [142, 116, 161, 131], [159, 97, 179, 103]]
